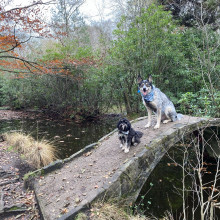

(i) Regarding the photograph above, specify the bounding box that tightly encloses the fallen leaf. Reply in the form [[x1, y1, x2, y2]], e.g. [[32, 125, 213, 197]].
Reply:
[[84, 152, 92, 157], [61, 208, 68, 214]]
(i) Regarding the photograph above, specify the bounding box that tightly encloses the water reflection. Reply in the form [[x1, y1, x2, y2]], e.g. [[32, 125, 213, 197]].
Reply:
[[136, 128, 220, 219], [135, 145, 187, 218], [0, 117, 119, 159]]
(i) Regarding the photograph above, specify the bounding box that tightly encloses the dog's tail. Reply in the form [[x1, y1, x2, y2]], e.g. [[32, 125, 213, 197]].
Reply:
[[136, 131, 143, 138], [177, 113, 183, 120]]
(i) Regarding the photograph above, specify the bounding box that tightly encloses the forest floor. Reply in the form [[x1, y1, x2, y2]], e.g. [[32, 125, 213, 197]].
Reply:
[[0, 141, 40, 220], [0, 110, 41, 220]]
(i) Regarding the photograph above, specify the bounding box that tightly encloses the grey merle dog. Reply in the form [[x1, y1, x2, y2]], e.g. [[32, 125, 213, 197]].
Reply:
[[117, 118, 143, 153], [138, 75, 182, 129]]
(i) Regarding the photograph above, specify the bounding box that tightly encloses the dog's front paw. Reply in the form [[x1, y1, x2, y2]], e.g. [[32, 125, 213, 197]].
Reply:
[[124, 148, 129, 153], [144, 123, 151, 128], [163, 120, 171, 124], [154, 124, 160, 129]]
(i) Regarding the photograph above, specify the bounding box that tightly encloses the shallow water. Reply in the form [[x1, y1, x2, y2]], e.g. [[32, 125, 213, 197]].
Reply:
[[136, 128, 220, 219], [0, 117, 119, 159]]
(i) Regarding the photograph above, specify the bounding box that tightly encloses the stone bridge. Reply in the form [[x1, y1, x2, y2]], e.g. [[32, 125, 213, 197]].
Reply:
[[25, 116, 220, 220]]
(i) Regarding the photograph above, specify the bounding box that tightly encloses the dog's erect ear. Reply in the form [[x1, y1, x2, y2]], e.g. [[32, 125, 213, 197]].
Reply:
[[137, 75, 142, 84], [148, 75, 153, 83]]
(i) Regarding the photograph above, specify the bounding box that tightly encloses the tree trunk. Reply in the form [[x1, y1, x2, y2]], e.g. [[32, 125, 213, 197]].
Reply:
[[123, 92, 132, 114]]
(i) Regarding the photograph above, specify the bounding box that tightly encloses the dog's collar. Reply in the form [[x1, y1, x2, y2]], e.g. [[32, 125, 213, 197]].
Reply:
[[140, 85, 155, 102], [120, 131, 129, 135]]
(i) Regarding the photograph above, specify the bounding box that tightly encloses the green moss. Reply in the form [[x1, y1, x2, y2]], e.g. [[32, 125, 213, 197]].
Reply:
[[145, 145, 151, 150], [20, 154, 26, 160], [23, 169, 44, 180], [75, 213, 88, 220], [23, 172, 36, 180], [7, 145, 15, 152], [41, 169, 45, 176], [9, 206, 22, 211]]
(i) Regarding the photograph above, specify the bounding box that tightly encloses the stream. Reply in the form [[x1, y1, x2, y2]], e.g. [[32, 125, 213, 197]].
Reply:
[[0, 116, 119, 159]]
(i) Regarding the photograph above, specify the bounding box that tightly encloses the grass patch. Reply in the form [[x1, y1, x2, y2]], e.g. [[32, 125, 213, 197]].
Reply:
[[75, 213, 88, 220], [88, 202, 149, 220], [4, 132, 57, 169]]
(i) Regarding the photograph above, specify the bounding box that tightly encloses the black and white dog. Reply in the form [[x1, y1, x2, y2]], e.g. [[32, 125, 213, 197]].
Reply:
[[117, 118, 143, 153]]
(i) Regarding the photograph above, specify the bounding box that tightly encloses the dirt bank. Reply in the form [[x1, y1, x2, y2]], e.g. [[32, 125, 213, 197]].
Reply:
[[0, 109, 43, 120], [0, 109, 54, 219], [0, 141, 40, 219]]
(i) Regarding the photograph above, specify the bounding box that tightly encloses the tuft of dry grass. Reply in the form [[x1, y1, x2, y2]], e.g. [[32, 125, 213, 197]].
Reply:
[[90, 203, 129, 220], [26, 139, 57, 168], [4, 132, 34, 153], [4, 132, 57, 169], [89, 203, 149, 220]]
